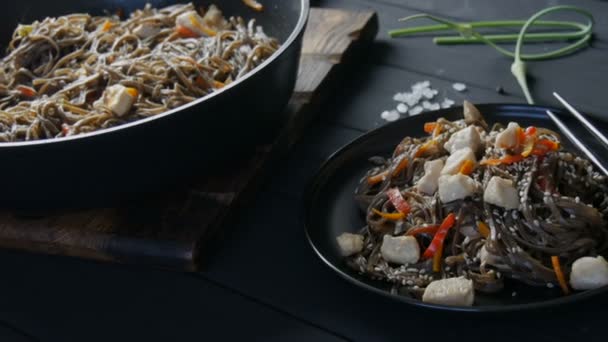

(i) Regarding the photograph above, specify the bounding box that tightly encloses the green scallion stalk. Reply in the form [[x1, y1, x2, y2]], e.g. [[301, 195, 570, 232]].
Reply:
[[388, 5, 594, 104]]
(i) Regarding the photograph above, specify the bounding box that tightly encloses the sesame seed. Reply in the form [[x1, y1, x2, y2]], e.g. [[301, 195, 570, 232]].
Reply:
[[547, 283, 555, 288], [512, 292, 517, 297]]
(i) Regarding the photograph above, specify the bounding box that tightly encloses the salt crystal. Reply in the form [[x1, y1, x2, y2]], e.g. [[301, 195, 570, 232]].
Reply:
[[422, 88, 435, 99], [381, 110, 400, 122], [393, 93, 403, 102], [422, 101, 432, 109], [409, 106, 423, 116], [440, 98, 455, 108], [412, 80, 430, 91], [452, 82, 467, 92], [396, 103, 408, 113], [429, 103, 440, 111]]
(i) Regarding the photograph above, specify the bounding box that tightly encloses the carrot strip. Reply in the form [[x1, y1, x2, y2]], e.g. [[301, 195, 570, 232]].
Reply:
[[243, 0, 264, 11], [458, 159, 475, 175], [367, 170, 388, 186], [414, 140, 438, 158], [101, 20, 114, 32], [16, 85, 36, 97], [125, 87, 138, 98], [372, 208, 405, 220], [536, 139, 560, 151], [432, 245, 443, 272], [405, 225, 440, 236], [176, 25, 199, 38], [392, 157, 409, 177], [477, 221, 490, 238], [551, 256, 570, 295], [423, 122, 437, 134], [480, 154, 523, 166]]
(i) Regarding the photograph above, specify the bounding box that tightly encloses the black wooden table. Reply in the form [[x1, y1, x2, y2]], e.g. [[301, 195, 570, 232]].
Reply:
[[1, 0, 608, 341]]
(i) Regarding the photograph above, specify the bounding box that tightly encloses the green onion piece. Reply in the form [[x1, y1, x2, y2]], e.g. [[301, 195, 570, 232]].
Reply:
[[388, 5, 594, 104]]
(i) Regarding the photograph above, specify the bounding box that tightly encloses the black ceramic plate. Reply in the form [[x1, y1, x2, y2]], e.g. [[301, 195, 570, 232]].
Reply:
[[304, 103, 608, 312]]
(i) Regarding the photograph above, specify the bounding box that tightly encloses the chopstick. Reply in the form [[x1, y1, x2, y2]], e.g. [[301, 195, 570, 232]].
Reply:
[[545, 109, 608, 176], [553, 92, 608, 149]]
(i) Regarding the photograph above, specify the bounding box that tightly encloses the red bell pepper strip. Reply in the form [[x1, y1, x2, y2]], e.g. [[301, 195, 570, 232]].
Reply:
[[422, 213, 456, 259], [386, 188, 411, 215]]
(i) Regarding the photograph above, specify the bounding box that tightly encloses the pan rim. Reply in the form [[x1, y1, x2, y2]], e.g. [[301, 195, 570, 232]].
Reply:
[[0, 0, 310, 148]]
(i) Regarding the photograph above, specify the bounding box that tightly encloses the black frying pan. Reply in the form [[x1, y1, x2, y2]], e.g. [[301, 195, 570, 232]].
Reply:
[[0, 0, 309, 208]]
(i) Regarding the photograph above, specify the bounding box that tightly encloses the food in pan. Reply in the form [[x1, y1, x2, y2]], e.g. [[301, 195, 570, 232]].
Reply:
[[0, 2, 278, 141], [336, 101, 608, 306]]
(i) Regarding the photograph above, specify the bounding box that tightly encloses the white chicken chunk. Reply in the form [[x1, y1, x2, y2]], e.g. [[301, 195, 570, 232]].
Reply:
[[483, 176, 519, 209], [133, 23, 160, 39], [441, 147, 476, 175], [336, 233, 364, 257], [569, 256, 608, 290], [444, 126, 482, 154], [494, 122, 521, 150], [103, 84, 138, 117], [176, 10, 212, 36], [422, 277, 475, 306], [380, 235, 420, 265], [417, 159, 444, 195], [438, 174, 478, 203]]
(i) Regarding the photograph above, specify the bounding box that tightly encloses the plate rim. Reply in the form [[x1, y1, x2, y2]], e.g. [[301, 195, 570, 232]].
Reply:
[[303, 103, 608, 313]]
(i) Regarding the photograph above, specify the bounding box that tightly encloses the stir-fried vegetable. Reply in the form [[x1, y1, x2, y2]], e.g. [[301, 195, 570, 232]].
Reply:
[[372, 208, 406, 220], [243, 0, 264, 12], [387, 188, 412, 215], [551, 256, 571, 295], [422, 213, 456, 259], [405, 225, 440, 236]]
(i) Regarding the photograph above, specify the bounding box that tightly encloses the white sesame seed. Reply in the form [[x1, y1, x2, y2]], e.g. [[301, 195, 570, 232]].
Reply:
[[547, 283, 555, 288]]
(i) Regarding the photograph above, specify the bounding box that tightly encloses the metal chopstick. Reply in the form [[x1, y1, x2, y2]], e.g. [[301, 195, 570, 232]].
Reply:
[[553, 92, 608, 149], [546, 110, 608, 176]]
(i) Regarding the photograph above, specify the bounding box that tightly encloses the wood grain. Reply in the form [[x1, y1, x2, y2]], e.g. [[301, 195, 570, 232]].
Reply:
[[0, 8, 378, 272]]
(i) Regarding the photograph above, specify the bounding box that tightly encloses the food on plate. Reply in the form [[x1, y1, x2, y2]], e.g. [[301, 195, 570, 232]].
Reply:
[[336, 101, 608, 306], [0, 2, 278, 141]]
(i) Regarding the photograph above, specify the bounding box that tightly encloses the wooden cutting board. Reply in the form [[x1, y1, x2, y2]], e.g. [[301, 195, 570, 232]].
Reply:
[[0, 8, 378, 272]]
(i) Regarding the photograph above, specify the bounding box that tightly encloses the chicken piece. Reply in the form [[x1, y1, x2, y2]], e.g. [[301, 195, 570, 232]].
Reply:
[[444, 126, 482, 154], [202, 4, 228, 30], [103, 84, 138, 117], [438, 174, 478, 203], [380, 235, 420, 265], [570, 256, 608, 290], [494, 122, 521, 150], [336, 233, 364, 257], [483, 176, 519, 209], [176, 10, 215, 37], [441, 147, 476, 175], [422, 277, 475, 306], [417, 159, 444, 195]]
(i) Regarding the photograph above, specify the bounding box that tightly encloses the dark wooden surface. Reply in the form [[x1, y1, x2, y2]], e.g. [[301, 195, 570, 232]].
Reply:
[[2, 0, 608, 341], [0, 8, 377, 272]]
